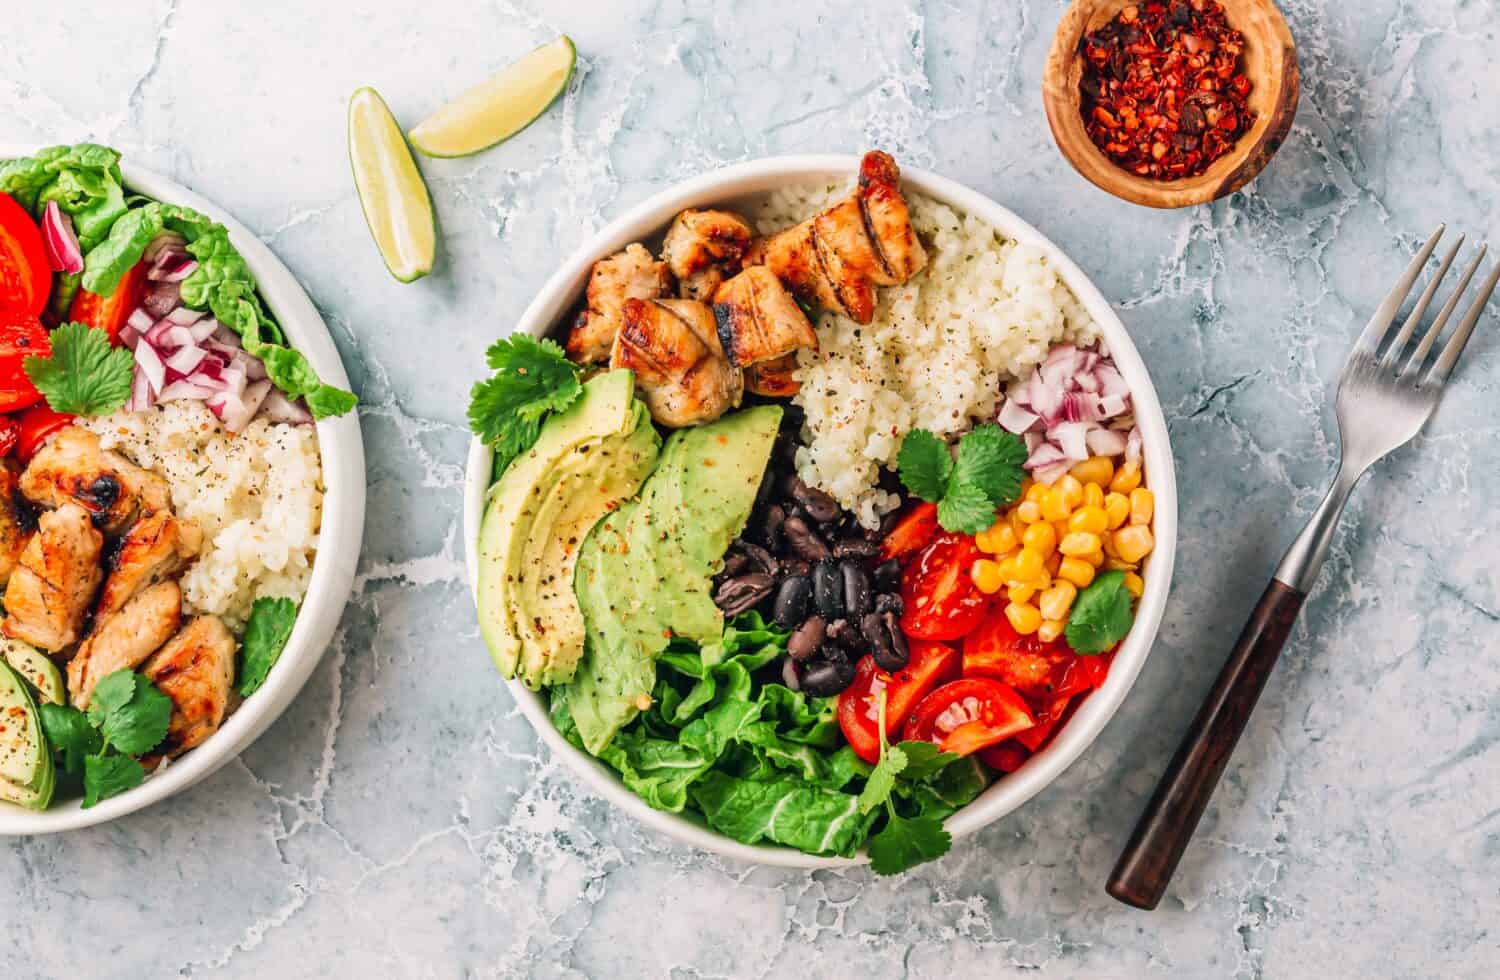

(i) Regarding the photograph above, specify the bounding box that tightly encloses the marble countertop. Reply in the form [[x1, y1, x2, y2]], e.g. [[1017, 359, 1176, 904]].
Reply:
[[4, 1, 1497, 977]]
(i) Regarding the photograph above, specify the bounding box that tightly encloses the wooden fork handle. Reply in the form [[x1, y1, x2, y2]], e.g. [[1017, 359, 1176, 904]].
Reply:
[[1106, 578, 1306, 910]]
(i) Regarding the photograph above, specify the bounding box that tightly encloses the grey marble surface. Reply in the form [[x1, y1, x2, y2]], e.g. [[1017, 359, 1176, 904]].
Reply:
[[4, 1, 1498, 977]]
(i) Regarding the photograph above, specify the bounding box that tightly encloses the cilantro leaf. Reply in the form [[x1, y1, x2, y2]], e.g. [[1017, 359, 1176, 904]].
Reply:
[[237, 596, 299, 697], [935, 480, 996, 535], [87, 670, 172, 757], [890, 740, 959, 781], [23, 321, 135, 416], [868, 813, 952, 875], [953, 424, 1028, 508], [468, 335, 583, 474], [1065, 570, 1135, 654], [38, 703, 102, 776], [857, 742, 908, 814], [82, 752, 145, 808], [896, 429, 952, 503]]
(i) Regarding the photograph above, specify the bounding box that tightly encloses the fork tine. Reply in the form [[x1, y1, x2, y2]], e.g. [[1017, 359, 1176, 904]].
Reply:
[[1424, 257, 1500, 387], [1380, 234, 1464, 368], [1353, 224, 1445, 356], [1401, 245, 1486, 380]]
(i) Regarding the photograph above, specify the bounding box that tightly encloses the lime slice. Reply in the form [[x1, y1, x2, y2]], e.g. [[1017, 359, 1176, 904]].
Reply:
[[408, 36, 576, 159], [348, 87, 436, 283]]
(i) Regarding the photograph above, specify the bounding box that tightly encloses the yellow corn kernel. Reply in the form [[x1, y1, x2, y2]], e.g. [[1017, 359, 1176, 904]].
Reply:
[[1017, 500, 1043, 524], [1008, 582, 1036, 604], [1101, 530, 1120, 559], [1070, 455, 1115, 487], [1040, 487, 1073, 522], [1022, 521, 1057, 558], [1057, 474, 1085, 508], [1038, 619, 1065, 644], [1024, 482, 1049, 503], [1012, 547, 1045, 581], [1124, 572, 1145, 598], [1057, 557, 1096, 588], [976, 521, 1018, 555], [1058, 531, 1101, 557], [1045, 551, 1062, 576], [1110, 460, 1142, 494], [1068, 505, 1109, 535], [1083, 548, 1106, 568], [995, 556, 1019, 581], [1084, 481, 1106, 509], [971, 559, 1005, 594], [1104, 557, 1139, 572], [1130, 488, 1155, 526], [1104, 492, 1131, 529], [1114, 525, 1155, 563], [1004, 602, 1042, 635], [1010, 508, 1029, 539], [1038, 581, 1078, 622]]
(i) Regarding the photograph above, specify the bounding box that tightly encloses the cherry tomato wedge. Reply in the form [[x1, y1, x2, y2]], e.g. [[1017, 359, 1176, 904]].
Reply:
[[878, 501, 938, 563], [836, 640, 961, 764], [1015, 694, 1073, 752], [902, 677, 1036, 757], [0, 194, 49, 317], [0, 311, 52, 413], [14, 404, 72, 462], [963, 607, 1109, 702], [899, 532, 990, 641], [68, 260, 147, 345], [0, 416, 18, 458], [978, 741, 1029, 773]]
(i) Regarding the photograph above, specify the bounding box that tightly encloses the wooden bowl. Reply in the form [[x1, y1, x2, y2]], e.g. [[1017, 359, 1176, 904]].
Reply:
[[1042, 0, 1299, 209]]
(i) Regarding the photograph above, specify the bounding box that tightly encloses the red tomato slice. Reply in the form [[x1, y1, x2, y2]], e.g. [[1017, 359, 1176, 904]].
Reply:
[[899, 532, 990, 641], [0, 416, 18, 458], [902, 678, 1036, 756], [963, 607, 1109, 702], [1015, 694, 1073, 752], [836, 640, 961, 764], [879, 501, 939, 563], [0, 312, 52, 413], [978, 740, 1029, 773], [0, 194, 49, 317], [14, 404, 72, 462], [68, 261, 147, 345]]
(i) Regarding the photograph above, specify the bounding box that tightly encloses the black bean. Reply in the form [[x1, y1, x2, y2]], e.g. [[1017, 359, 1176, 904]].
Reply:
[[784, 475, 842, 524], [826, 618, 863, 653], [779, 557, 811, 579], [812, 560, 845, 620], [832, 537, 879, 560], [713, 573, 774, 617], [772, 575, 813, 629], [841, 561, 872, 620], [782, 515, 830, 562], [719, 551, 751, 579], [787, 615, 826, 661], [875, 592, 904, 616], [763, 504, 787, 550], [873, 558, 902, 592], [781, 658, 801, 691], [882, 610, 909, 667], [863, 611, 909, 671], [799, 649, 856, 697], [739, 541, 779, 575]]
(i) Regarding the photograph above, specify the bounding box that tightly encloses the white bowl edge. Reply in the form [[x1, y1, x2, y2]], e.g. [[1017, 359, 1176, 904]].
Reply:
[[462, 155, 1177, 869]]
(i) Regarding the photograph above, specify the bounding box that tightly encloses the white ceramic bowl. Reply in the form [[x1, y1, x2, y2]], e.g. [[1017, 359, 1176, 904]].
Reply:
[[463, 155, 1176, 868], [0, 147, 365, 834]]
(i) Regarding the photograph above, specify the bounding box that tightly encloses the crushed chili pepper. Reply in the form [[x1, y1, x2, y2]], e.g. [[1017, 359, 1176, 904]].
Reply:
[[1078, 0, 1255, 180]]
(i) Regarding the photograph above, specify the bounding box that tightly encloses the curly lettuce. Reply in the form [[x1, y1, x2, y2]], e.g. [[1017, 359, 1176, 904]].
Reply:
[[0, 143, 127, 251]]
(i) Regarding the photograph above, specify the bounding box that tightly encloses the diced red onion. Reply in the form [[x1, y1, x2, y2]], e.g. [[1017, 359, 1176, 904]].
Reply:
[[41, 202, 84, 274], [1098, 393, 1130, 417], [134, 342, 166, 394], [119, 325, 141, 351], [144, 319, 176, 347], [213, 379, 272, 433], [165, 306, 206, 326], [142, 281, 181, 317], [165, 344, 208, 375], [1125, 426, 1142, 465], [210, 324, 241, 348], [1024, 441, 1069, 473], [259, 389, 313, 425], [997, 397, 1040, 435], [1051, 421, 1092, 461], [161, 325, 196, 348], [233, 350, 268, 382], [143, 231, 187, 266], [219, 366, 248, 395], [1033, 461, 1071, 486], [158, 259, 198, 283], [1023, 429, 1044, 455], [187, 318, 218, 342], [126, 369, 155, 412], [1085, 427, 1128, 457], [158, 380, 216, 402], [127, 308, 156, 333]]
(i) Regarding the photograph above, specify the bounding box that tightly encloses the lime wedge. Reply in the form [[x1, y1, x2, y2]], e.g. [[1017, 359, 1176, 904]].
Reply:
[[408, 36, 576, 159], [348, 87, 436, 283]]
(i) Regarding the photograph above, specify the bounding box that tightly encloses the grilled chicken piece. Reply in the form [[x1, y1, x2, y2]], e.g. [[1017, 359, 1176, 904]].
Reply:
[[858, 150, 927, 283], [712, 266, 818, 368], [744, 353, 802, 398], [662, 209, 754, 302], [564, 243, 675, 364], [95, 512, 203, 619], [744, 220, 851, 320], [0, 464, 33, 588], [813, 194, 899, 287], [611, 298, 743, 427], [66, 581, 182, 709], [142, 616, 235, 756], [20, 427, 172, 533], [2, 503, 104, 652]]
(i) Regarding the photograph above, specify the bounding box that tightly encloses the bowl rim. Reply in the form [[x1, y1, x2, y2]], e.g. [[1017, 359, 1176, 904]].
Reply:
[[0, 144, 366, 835], [462, 153, 1177, 868]]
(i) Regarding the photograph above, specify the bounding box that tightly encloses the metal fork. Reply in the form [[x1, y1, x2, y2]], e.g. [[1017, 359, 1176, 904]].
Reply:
[[1106, 225, 1500, 911]]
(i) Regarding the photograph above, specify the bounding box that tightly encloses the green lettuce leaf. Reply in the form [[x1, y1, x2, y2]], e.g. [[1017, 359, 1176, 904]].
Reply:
[[0, 144, 127, 250]]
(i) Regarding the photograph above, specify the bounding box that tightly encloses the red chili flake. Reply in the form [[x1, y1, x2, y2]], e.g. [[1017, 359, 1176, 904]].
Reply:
[[1078, 0, 1256, 181]]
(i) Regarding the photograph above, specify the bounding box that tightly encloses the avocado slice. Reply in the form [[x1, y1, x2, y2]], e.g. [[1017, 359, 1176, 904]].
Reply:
[[1, 637, 65, 705], [475, 370, 661, 688], [0, 658, 55, 810], [567, 404, 782, 754]]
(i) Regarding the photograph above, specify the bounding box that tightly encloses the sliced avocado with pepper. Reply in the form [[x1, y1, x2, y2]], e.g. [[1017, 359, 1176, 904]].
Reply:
[[0, 658, 55, 811]]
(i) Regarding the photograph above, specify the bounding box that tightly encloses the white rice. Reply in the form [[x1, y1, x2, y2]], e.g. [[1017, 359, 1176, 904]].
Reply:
[[752, 184, 1099, 527], [79, 402, 323, 630]]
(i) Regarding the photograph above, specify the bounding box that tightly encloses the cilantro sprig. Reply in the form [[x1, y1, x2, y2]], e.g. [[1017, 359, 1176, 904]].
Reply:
[[896, 424, 1028, 535], [857, 693, 959, 875], [237, 596, 298, 697], [467, 335, 584, 475], [38, 669, 173, 808], [1064, 570, 1135, 654], [23, 321, 135, 416]]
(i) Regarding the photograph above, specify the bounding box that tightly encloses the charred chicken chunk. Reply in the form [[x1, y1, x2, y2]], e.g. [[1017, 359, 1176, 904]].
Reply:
[[0, 464, 33, 588], [66, 581, 183, 709], [744, 353, 802, 398], [662, 209, 754, 302], [142, 615, 236, 756], [564, 243, 675, 364], [712, 266, 818, 368], [95, 512, 203, 619], [2, 503, 104, 652], [857, 149, 927, 284], [20, 427, 172, 533], [611, 298, 743, 427], [744, 219, 850, 320]]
